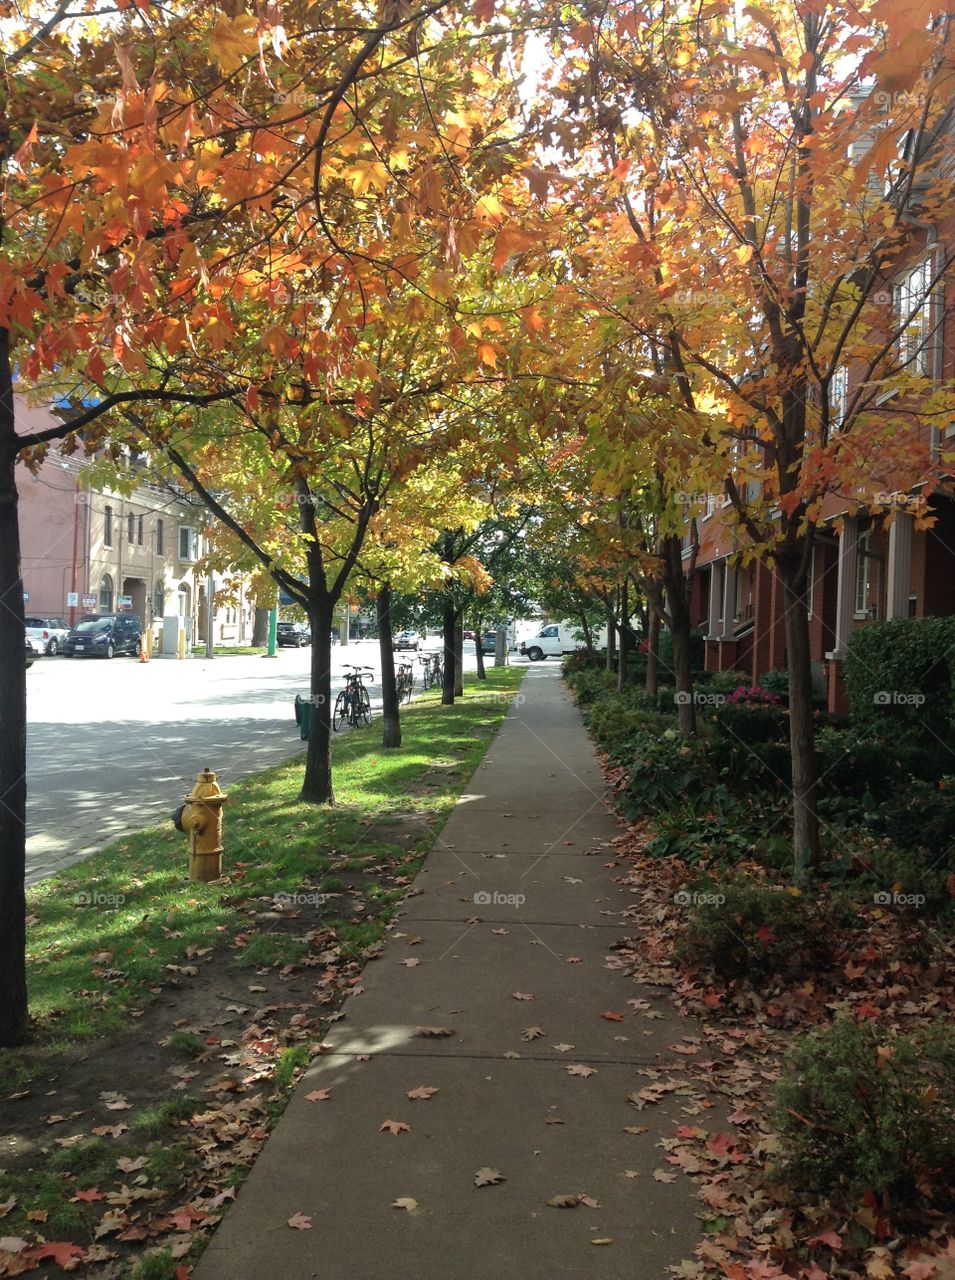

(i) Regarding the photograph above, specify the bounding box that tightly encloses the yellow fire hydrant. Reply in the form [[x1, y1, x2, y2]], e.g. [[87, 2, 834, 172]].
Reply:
[[174, 768, 228, 882]]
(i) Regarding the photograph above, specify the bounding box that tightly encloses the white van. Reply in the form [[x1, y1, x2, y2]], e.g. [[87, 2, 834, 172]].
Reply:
[[519, 620, 605, 661]]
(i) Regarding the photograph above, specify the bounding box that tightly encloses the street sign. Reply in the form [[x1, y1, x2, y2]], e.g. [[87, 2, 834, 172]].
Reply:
[[82, 593, 96, 610], [66, 591, 79, 607], [117, 595, 133, 611]]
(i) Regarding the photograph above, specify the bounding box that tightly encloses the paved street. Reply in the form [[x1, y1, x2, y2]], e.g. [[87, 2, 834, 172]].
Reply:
[[25, 638, 491, 885]]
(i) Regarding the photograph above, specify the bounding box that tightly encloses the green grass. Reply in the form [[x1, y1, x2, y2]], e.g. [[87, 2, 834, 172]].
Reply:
[[18, 665, 525, 1054], [190, 645, 268, 656]]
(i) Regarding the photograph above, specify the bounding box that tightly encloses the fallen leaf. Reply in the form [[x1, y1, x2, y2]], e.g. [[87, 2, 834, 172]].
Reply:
[[0, 1197, 16, 1219], [552, 1043, 574, 1052], [600, 1012, 625, 1022], [512, 992, 533, 1001], [653, 1169, 677, 1183], [391, 1198, 418, 1212], [399, 958, 421, 968], [415, 1027, 455, 1038], [521, 1026, 544, 1041], [379, 1119, 411, 1136], [579, 1194, 600, 1208], [305, 1090, 332, 1102], [474, 1167, 505, 1187], [406, 1087, 438, 1100], [116, 1156, 148, 1173], [287, 1212, 313, 1230], [592, 1237, 614, 1245], [623, 1126, 648, 1135], [567, 1064, 596, 1077], [547, 1194, 579, 1208]]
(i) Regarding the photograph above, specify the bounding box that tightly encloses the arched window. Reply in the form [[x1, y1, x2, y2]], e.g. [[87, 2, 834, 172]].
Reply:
[[153, 579, 165, 618], [99, 573, 114, 612], [103, 505, 113, 547]]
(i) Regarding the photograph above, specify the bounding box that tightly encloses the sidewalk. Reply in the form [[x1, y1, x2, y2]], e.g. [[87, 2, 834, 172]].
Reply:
[[194, 665, 701, 1280]]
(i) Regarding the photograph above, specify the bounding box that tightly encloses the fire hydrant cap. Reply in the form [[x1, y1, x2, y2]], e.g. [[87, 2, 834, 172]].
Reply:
[[185, 767, 228, 804]]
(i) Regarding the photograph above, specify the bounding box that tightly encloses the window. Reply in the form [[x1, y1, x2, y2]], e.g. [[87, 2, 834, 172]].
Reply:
[[137, 515, 143, 545], [99, 573, 114, 612], [103, 505, 113, 547], [895, 257, 936, 377], [127, 512, 135, 544], [153, 579, 165, 618], [178, 527, 198, 561], [156, 519, 164, 555], [854, 531, 882, 619], [704, 493, 719, 519], [541, 625, 558, 637], [830, 366, 848, 431]]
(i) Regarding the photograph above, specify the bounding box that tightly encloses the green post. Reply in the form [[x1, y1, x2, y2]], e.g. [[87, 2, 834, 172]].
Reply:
[[264, 605, 278, 657]]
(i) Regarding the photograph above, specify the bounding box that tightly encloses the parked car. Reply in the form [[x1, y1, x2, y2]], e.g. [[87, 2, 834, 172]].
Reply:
[[463, 629, 476, 641], [480, 630, 499, 655], [277, 621, 311, 647], [24, 616, 70, 656], [394, 630, 421, 651], [63, 614, 143, 658], [25, 637, 37, 668]]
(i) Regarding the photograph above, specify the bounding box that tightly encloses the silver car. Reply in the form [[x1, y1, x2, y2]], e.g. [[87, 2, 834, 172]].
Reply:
[[24, 616, 70, 655]]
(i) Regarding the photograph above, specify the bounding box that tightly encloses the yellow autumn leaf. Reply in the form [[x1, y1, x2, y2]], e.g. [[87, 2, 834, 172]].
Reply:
[[346, 159, 391, 196], [476, 342, 498, 368], [209, 13, 259, 75]]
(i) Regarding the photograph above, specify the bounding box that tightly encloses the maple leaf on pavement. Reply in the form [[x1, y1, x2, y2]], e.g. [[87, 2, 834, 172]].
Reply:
[[379, 1120, 411, 1135]]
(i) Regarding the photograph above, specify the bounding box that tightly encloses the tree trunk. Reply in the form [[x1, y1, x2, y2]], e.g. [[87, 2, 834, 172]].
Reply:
[[474, 616, 486, 681], [578, 613, 594, 657], [645, 598, 660, 697], [0, 335, 29, 1046], [251, 606, 270, 647], [616, 579, 629, 692], [606, 606, 616, 673], [300, 597, 335, 803], [454, 618, 464, 697], [778, 553, 821, 875], [441, 598, 456, 705], [662, 534, 696, 736], [377, 584, 401, 749]]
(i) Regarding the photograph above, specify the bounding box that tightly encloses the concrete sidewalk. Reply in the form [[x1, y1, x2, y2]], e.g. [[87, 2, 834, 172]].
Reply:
[[195, 665, 700, 1280]]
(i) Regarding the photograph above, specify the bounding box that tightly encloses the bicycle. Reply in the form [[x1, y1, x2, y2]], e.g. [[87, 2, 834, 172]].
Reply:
[[396, 660, 414, 705], [429, 651, 444, 687], [333, 666, 373, 731], [415, 652, 434, 690]]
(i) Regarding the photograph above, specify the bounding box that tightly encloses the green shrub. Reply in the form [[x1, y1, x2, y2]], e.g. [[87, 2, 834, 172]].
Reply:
[[759, 669, 790, 698], [719, 738, 793, 792], [714, 703, 789, 745], [860, 844, 954, 917], [701, 669, 751, 693], [845, 616, 955, 739], [586, 699, 672, 762], [775, 1017, 955, 1204], [622, 730, 714, 819], [676, 876, 833, 979], [657, 628, 707, 679]]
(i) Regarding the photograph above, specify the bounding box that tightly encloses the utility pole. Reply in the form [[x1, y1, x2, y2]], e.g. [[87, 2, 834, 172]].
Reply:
[[265, 605, 278, 657], [205, 569, 215, 659]]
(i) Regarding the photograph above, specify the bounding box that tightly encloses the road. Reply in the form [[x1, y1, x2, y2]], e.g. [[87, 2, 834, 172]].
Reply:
[[25, 638, 493, 885]]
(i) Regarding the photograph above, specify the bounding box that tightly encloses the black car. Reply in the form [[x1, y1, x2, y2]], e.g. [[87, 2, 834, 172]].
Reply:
[[64, 613, 143, 658], [277, 621, 311, 647], [25, 638, 36, 669]]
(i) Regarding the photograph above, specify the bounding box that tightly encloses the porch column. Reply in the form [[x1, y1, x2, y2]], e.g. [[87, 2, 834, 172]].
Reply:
[[721, 559, 737, 637], [886, 512, 913, 619], [706, 564, 723, 639], [829, 517, 860, 658]]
